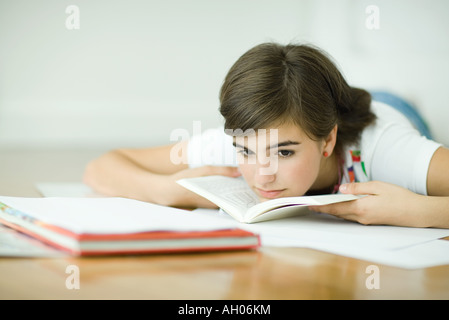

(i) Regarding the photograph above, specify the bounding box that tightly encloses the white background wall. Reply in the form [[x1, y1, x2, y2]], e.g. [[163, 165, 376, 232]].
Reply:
[[0, 0, 448, 151]]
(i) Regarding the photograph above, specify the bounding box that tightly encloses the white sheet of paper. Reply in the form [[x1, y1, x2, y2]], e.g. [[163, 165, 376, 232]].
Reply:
[[198, 209, 449, 250], [245, 214, 449, 249], [35, 182, 101, 198], [0, 224, 67, 257], [193, 208, 449, 269], [300, 239, 449, 270]]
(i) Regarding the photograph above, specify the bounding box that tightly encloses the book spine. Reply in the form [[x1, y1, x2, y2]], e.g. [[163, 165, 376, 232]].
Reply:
[[0, 202, 73, 237], [0, 202, 39, 224]]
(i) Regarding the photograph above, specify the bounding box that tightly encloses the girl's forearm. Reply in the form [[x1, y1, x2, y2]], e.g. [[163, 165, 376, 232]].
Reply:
[[415, 195, 449, 228], [83, 150, 168, 204]]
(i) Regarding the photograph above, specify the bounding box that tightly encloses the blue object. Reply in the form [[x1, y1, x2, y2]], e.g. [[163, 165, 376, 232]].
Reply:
[[370, 91, 433, 140]]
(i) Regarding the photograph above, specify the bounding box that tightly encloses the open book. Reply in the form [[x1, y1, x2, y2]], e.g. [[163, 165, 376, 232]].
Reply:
[[0, 196, 260, 256], [177, 175, 361, 223]]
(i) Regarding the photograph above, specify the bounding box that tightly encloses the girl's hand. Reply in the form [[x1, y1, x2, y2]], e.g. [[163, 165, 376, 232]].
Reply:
[[161, 166, 241, 209], [308, 181, 427, 227]]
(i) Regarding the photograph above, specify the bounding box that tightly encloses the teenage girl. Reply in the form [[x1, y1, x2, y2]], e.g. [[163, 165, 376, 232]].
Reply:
[[83, 43, 449, 228]]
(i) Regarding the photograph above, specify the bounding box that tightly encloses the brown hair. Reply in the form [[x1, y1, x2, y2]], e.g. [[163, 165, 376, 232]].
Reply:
[[219, 42, 376, 153]]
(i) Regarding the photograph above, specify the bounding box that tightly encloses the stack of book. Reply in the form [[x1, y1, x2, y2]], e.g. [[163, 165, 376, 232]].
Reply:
[[0, 196, 260, 256]]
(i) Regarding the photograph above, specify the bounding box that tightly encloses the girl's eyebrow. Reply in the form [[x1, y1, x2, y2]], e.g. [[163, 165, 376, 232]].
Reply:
[[270, 140, 300, 149], [232, 140, 300, 150]]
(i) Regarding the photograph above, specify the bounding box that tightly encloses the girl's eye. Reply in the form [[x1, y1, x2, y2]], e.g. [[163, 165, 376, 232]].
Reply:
[[278, 150, 294, 158], [237, 149, 254, 157]]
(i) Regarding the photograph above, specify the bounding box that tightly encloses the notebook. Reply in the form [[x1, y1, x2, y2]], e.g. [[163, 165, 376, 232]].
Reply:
[[0, 196, 260, 256]]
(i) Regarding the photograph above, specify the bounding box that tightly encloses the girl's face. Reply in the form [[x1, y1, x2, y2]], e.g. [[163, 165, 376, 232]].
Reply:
[[233, 122, 337, 201]]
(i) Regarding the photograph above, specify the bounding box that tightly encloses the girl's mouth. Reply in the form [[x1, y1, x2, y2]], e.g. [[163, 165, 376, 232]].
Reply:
[[256, 188, 285, 199]]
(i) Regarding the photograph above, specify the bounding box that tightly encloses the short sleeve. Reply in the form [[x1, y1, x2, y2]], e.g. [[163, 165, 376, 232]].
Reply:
[[365, 103, 442, 195], [187, 126, 237, 168]]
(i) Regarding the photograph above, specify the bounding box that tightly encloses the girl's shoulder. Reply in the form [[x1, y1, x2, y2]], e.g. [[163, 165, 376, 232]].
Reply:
[[341, 100, 442, 191], [359, 100, 425, 151], [370, 100, 417, 130]]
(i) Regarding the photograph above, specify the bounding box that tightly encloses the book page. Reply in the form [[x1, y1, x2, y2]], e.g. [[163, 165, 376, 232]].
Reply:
[[177, 176, 260, 221], [177, 176, 362, 223], [247, 194, 362, 221]]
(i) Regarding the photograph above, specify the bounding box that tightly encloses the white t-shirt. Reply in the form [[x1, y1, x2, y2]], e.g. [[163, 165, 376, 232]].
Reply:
[[187, 101, 442, 195]]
